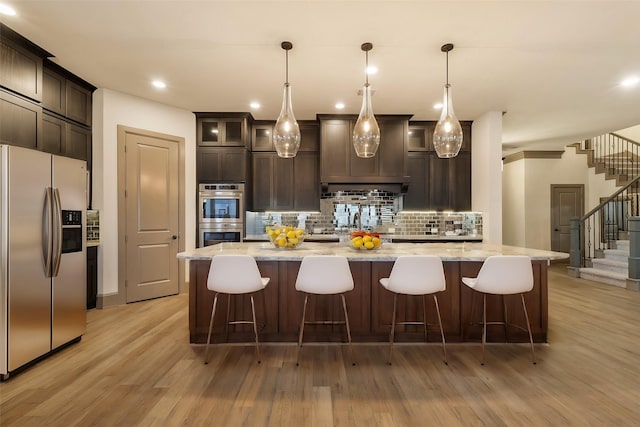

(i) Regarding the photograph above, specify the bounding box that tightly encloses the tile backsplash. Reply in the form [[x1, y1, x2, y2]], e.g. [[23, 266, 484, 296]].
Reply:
[[246, 190, 482, 237]]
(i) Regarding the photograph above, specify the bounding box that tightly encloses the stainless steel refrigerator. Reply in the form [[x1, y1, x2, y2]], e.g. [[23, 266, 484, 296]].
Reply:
[[1, 145, 86, 379]]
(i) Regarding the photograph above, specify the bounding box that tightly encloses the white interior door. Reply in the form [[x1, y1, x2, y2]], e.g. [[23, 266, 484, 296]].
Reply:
[[124, 131, 180, 303]]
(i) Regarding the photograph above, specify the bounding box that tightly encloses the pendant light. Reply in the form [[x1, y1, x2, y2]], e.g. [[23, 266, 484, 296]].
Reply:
[[273, 41, 301, 158], [352, 42, 380, 158], [433, 43, 463, 158]]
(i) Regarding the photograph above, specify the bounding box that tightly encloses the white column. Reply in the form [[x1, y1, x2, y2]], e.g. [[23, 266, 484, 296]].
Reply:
[[472, 111, 503, 244]]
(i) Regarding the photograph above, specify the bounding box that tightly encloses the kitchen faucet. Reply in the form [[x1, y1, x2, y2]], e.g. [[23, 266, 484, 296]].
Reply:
[[353, 209, 361, 230]]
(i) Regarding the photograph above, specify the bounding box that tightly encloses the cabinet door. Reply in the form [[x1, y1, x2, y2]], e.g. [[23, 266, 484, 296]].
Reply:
[[43, 67, 66, 115], [405, 152, 428, 210], [294, 152, 319, 210], [198, 118, 246, 147], [0, 38, 43, 102], [65, 124, 90, 161], [221, 149, 248, 182], [66, 80, 92, 126], [273, 156, 294, 210], [428, 153, 451, 211], [197, 147, 222, 182], [0, 90, 41, 149], [42, 113, 65, 155], [408, 123, 434, 151], [450, 152, 471, 210], [299, 122, 319, 152], [252, 153, 274, 210], [378, 120, 407, 177], [252, 123, 274, 151], [320, 119, 350, 180]]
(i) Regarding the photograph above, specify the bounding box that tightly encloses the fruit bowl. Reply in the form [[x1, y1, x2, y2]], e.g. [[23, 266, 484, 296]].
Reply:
[[266, 225, 306, 249], [348, 231, 383, 251]]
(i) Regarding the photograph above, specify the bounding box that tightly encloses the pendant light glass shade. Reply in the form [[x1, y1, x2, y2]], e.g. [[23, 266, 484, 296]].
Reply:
[[273, 41, 301, 158], [353, 42, 380, 158], [433, 43, 463, 158]]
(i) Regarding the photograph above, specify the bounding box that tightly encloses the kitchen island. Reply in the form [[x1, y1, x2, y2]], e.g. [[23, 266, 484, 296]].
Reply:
[[178, 242, 567, 344]]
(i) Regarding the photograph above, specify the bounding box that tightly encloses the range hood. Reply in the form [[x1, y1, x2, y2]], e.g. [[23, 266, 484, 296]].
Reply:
[[321, 176, 410, 194]]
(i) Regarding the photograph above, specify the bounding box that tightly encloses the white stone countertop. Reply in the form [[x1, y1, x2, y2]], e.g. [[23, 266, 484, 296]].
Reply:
[[243, 233, 483, 242], [178, 242, 568, 262]]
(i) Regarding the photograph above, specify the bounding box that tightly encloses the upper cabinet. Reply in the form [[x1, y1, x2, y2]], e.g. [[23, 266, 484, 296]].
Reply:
[[42, 60, 94, 126], [0, 24, 49, 102], [250, 120, 320, 211], [252, 120, 319, 152], [319, 114, 410, 188], [196, 112, 251, 148], [404, 120, 472, 211]]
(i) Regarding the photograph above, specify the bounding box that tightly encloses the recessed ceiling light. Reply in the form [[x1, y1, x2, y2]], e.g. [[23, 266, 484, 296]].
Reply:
[[433, 102, 443, 110], [366, 65, 378, 75], [0, 4, 17, 16], [152, 80, 166, 89], [250, 101, 260, 109], [335, 102, 345, 110], [621, 76, 639, 87]]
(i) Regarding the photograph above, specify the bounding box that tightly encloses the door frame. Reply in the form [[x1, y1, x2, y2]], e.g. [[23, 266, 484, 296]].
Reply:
[[116, 125, 185, 304]]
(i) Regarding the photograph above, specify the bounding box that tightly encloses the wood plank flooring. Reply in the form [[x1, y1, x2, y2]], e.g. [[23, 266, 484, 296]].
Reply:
[[2, 263, 640, 426]]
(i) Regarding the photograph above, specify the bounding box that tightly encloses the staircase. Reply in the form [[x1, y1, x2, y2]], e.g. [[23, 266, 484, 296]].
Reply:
[[570, 132, 640, 289], [578, 240, 629, 288]]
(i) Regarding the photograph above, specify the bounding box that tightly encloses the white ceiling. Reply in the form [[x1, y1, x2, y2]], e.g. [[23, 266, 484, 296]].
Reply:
[[3, 0, 640, 154]]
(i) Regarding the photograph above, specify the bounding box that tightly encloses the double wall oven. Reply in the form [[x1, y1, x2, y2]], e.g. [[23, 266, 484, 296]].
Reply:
[[198, 183, 244, 247]]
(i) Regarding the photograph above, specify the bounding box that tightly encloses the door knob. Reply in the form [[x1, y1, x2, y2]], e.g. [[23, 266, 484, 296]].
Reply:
[[171, 235, 178, 240], [554, 228, 559, 232]]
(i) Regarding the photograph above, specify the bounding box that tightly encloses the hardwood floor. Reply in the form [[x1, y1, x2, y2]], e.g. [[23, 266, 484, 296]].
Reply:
[[2, 263, 640, 426]]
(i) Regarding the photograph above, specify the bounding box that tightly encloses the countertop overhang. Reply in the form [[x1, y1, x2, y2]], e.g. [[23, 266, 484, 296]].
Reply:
[[178, 242, 567, 262]]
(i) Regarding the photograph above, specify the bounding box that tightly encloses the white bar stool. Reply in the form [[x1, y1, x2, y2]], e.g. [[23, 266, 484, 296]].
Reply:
[[204, 254, 270, 365], [461, 255, 536, 365], [294, 255, 355, 366], [379, 255, 447, 365]]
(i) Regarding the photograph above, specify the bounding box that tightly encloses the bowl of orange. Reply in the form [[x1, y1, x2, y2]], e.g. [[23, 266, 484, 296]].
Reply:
[[266, 225, 306, 249], [349, 230, 382, 250]]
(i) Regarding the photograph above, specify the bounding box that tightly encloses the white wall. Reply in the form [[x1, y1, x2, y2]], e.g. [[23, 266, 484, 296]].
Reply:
[[472, 111, 503, 244], [616, 124, 640, 142], [502, 146, 619, 250], [502, 160, 525, 247], [93, 89, 196, 298]]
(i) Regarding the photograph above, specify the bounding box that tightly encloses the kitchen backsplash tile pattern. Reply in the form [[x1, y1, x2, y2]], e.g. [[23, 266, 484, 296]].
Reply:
[[246, 191, 482, 237]]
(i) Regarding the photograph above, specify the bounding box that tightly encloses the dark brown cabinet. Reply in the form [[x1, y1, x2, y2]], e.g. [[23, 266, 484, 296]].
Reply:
[[251, 121, 274, 151], [197, 147, 250, 183], [405, 121, 472, 210], [42, 62, 93, 126], [293, 152, 320, 210], [252, 151, 320, 211], [196, 113, 250, 148], [0, 90, 42, 150], [404, 152, 429, 210], [319, 115, 409, 186], [41, 113, 91, 162], [0, 25, 47, 102]]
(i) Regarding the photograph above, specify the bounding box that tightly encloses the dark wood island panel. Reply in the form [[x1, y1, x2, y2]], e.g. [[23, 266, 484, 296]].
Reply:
[[189, 259, 548, 344]]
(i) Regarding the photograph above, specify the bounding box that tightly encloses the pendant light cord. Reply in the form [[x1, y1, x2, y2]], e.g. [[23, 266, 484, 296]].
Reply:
[[445, 50, 449, 86], [285, 49, 289, 85], [365, 50, 369, 86]]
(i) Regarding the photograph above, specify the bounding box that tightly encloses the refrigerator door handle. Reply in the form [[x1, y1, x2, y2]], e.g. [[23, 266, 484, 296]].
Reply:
[[51, 187, 63, 277], [42, 187, 54, 278]]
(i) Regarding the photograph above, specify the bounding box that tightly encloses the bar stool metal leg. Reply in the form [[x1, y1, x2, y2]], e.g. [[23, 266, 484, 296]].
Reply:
[[433, 294, 448, 365], [250, 295, 261, 364], [520, 293, 537, 364], [388, 294, 398, 365], [296, 294, 309, 366], [204, 293, 220, 365], [225, 294, 231, 341], [502, 295, 509, 343], [341, 294, 354, 366], [422, 295, 428, 342], [481, 293, 487, 365]]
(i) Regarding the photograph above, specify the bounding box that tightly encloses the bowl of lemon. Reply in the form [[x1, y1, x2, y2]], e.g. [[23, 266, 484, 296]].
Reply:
[[266, 225, 306, 249], [349, 231, 382, 250]]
